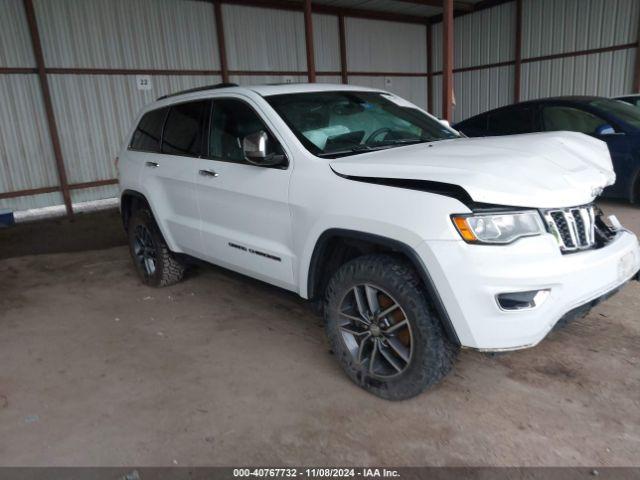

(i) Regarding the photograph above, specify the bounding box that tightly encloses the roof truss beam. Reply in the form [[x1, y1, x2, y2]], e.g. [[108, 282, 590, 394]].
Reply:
[[394, 0, 474, 13]]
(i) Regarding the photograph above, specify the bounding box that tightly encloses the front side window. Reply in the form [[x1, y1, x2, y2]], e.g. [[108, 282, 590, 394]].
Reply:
[[542, 106, 608, 135], [209, 98, 282, 162], [266, 91, 459, 158], [130, 107, 168, 152], [617, 97, 640, 107], [589, 98, 640, 129], [162, 100, 209, 157]]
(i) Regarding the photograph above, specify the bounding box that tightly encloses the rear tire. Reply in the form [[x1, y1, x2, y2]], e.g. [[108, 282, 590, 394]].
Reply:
[[324, 254, 458, 400], [127, 208, 185, 287]]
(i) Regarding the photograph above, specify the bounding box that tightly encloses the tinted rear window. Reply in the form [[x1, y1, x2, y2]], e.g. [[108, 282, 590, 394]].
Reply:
[[457, 114, 488, 135], [130, 107, 168, 152], [487, 106, 536, 135], [162, 100, 209, 156]]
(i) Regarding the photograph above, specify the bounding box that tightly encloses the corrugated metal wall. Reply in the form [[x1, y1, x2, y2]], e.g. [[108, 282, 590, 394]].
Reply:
[[453, 65, 515, 122], [431, 0, 639, 123], [342, 16, 428, 113], [35, 0, 220, 70], [521, 50, 636, 100], [0, 0, 34, 67], [345, 18, 426, 73], [48, 74, 221, 191], [35, 0, 222, 207], [432, 2, 516, 71], [0, 0, 222, 211], [0, 75, 62, 211], [223, 5, 306, 72], [2, 0, 640, 212], [432, 2, 517, 123], [522, 0, 638, 58], [521, 0, 639, 100], [0, 0, 63, 212], [313, 14, 341, 72]]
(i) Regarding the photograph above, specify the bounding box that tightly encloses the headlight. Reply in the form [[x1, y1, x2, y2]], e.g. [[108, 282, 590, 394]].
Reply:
[[452, 211, 545, 244]]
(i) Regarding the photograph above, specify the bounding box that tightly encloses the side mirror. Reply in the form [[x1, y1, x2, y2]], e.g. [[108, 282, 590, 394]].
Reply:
[[242, 131, 286, 167], [595, 124, 616, 136]]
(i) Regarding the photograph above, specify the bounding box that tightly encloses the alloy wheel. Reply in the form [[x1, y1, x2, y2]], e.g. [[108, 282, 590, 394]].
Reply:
[[133, 224, 157, 277], [338, 284, 413, 378]]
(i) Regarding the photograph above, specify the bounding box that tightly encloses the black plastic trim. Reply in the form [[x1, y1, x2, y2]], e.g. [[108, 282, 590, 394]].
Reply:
[[120, 189, 154, 230], [157, 82, 238, 101], [332, 169, 473, 206], [331, 170, 528, 211], [307, 228, 461, 346]]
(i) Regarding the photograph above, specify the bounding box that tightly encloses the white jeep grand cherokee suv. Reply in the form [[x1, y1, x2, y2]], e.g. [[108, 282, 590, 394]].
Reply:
[[118, 83, 640, 400]]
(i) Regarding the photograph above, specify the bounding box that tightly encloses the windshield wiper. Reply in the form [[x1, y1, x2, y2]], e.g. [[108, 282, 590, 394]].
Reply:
[[317, 145, 377, 158], [318, 144, 404, 158], [317, 138, 446, 158], [375, 138, 428, 147]]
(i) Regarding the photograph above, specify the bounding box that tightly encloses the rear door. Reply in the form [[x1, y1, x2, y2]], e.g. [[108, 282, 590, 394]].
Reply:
[[133, 100, 209, 256], [193, 96, 296, 290]]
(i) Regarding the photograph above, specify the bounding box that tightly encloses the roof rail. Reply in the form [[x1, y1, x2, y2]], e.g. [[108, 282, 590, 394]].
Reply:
[[157, 82, 239, 101]]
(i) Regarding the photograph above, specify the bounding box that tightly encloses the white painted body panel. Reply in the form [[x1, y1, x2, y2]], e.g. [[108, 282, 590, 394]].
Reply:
[[417, 231, 640, 349], [119, 83, 640, 351], [330, 132, 615, 209], [194, 158, 296, 290], [145, 153, 202, 256]]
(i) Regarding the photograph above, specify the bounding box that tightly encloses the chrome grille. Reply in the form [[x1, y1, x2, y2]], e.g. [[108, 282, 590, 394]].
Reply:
[[542, 205, 596, 252]]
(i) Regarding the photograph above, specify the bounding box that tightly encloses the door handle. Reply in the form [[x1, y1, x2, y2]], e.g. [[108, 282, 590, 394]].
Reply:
[[199, 169, 219, 178], [145, 161, 159, 168]]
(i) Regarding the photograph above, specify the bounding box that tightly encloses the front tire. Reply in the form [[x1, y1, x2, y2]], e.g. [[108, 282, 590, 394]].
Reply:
[[324, 254, 458, 400], [127, 208, 185, 287]]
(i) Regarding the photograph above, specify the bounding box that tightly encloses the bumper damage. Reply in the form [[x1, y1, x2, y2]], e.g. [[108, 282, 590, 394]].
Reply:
[[418, 230, 640, 351]]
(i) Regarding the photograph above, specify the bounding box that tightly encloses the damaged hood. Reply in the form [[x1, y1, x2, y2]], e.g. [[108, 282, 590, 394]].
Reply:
[[330, 132, 615, 209]]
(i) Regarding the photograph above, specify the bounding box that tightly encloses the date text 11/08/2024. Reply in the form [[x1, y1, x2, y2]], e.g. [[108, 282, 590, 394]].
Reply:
[[232, 468, 400, 478]]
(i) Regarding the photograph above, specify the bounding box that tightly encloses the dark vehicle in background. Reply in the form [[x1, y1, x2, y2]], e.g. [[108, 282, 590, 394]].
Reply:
[[616, 94, 640, 109], [453, 96, 640, 203]]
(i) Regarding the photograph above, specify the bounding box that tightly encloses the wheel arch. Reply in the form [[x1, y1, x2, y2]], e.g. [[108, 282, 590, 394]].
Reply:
[[120, 189, 151, 231], [306, 228, 460, 345]]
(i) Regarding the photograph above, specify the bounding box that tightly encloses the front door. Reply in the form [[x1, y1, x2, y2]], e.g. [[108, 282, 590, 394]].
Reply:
[[194, 97, 296, 290]]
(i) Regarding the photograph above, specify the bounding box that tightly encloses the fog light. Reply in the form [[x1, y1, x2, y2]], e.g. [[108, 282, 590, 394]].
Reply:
[[497, 289, 550, 311]]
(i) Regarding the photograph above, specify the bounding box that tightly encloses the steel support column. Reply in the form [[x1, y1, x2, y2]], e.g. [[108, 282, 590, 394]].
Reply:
[[338, 14, 348, 84], [303, 0, 317, 83], [427, 22, 433, 112], [214, 1, 230, 83], [442, 0, 454, 121], [514, 0, 523, 102], [23, 0, 73, 215]]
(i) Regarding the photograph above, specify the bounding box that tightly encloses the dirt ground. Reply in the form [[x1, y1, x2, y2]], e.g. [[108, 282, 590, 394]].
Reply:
[[0, 201, 638, 466]]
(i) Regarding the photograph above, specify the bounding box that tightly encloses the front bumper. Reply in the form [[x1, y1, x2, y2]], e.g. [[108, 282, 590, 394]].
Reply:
[[417, 230, 640, 350]]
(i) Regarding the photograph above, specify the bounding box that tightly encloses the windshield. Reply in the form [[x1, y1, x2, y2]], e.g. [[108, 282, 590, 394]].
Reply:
[[589, 98, 640, 129], [265, 91, 459, 158]]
